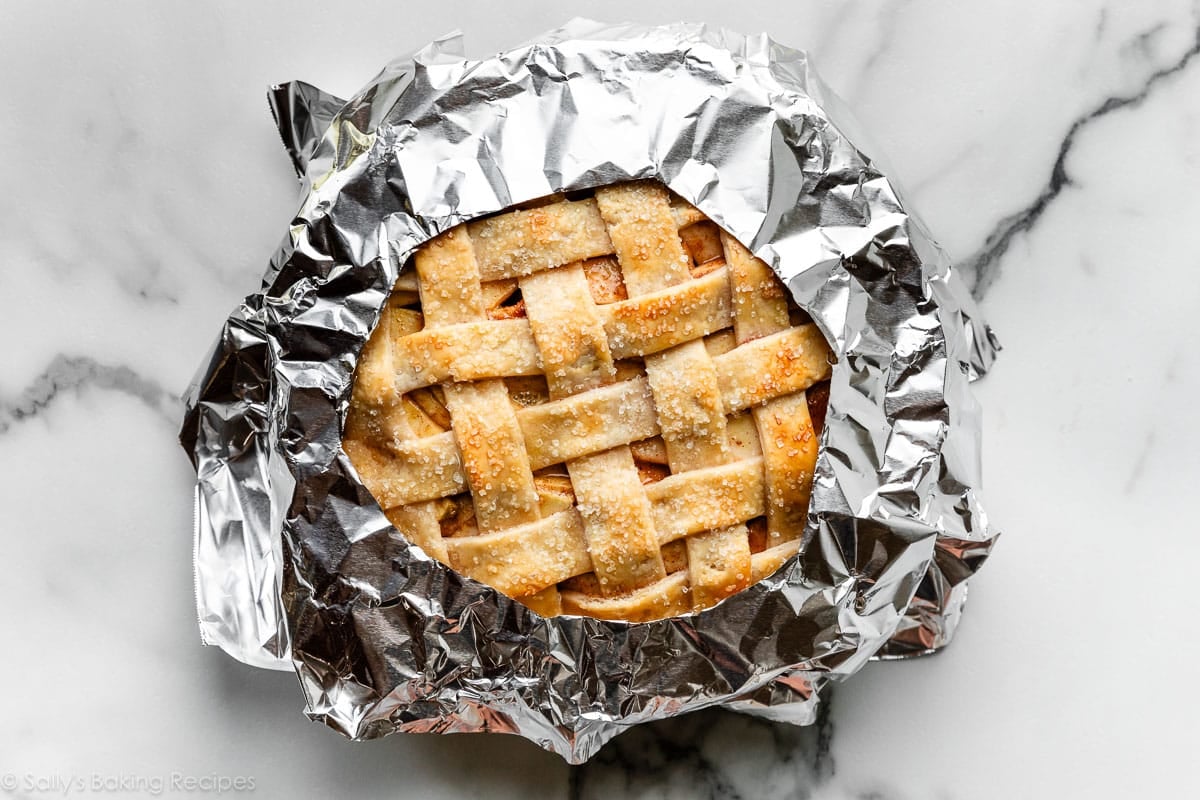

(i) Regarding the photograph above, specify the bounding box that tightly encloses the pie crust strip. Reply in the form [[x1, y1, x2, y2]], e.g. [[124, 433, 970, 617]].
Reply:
[[344, 183, 833, 620]]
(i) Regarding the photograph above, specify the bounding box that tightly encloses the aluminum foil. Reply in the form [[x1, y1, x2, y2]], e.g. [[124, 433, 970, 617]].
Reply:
[[180, 19, 1000, 761]]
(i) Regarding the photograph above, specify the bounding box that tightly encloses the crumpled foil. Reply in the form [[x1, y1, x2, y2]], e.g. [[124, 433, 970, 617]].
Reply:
[[180, 20, 1000, 761]]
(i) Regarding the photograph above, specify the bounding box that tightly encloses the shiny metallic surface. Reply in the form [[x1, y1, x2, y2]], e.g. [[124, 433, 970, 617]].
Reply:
[[180, 20, 999, 761]]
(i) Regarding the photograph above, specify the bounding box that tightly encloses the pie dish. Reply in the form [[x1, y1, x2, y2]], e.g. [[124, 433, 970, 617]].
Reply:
[[342, 180, 833, 622]]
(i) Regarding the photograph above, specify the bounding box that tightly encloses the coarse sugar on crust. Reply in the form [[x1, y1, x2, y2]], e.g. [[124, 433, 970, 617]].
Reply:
[[343, 180, 832, 621]]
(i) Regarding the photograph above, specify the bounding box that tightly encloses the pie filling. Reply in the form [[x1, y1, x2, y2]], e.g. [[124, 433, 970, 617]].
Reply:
[[343, 181, 832, 621]]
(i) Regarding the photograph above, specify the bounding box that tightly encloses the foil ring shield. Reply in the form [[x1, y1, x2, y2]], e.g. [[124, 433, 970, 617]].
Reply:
[[180, 20, 999, 762]]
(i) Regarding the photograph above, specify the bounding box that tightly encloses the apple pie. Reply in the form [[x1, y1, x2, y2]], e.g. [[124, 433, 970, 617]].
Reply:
[[342, 181, 832, 621]]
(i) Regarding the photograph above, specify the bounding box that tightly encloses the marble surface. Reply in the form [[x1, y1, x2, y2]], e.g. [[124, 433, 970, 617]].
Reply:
[[2, 1, 1197, 797]]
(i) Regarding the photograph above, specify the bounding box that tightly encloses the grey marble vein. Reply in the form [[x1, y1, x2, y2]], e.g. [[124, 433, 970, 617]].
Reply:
[[811, 685, 836, 782], [569, 693, 837, 799], [964, 23, 1200, 298], [1124, 430, 1157, 495], [117, 229, 182, 305], [1123, 22, 1169, 61], [844, 0, 912, 104], [0, 354, 179, 433]]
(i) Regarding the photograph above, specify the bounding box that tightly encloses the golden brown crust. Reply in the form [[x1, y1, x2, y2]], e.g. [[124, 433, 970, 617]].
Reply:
[[343, 181, 832, 621]]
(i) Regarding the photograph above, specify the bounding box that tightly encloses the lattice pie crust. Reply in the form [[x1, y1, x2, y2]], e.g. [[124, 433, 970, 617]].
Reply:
[[343, 181, 832, 621]]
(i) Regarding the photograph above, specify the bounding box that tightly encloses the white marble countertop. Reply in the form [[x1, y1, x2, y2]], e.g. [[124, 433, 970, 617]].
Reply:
[[3, 2, 1197, 798]]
